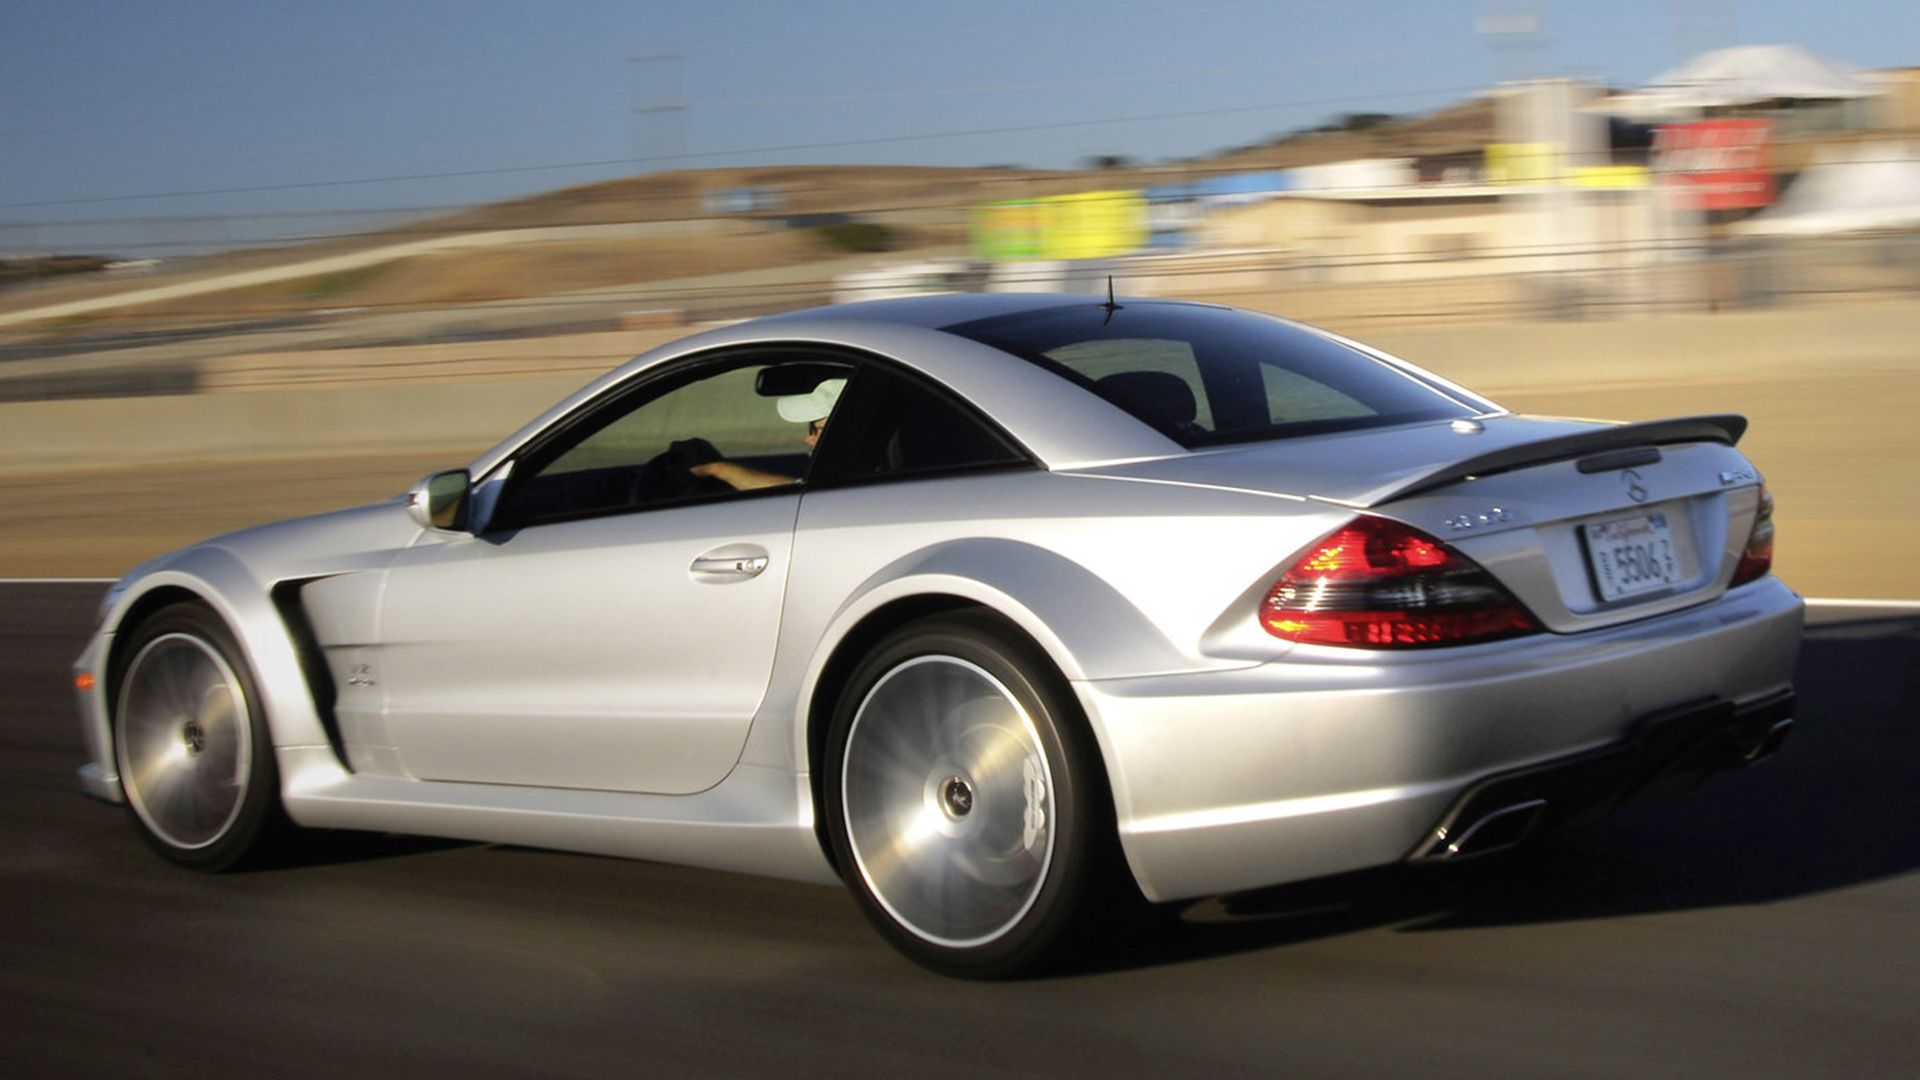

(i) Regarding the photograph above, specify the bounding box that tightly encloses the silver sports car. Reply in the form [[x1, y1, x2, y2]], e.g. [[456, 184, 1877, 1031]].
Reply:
[[73, 293, 1802, 976]]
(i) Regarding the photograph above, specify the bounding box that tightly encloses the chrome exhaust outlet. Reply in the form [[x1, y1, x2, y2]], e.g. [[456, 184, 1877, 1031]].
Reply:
[[1740, 718, 1794, 764], [1427, 799, 1549, 861], [1412, 693, 1795, 866]]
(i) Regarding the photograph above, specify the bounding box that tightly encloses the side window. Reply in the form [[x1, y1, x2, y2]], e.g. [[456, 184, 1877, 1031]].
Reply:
[[491, 356, 852, 529], [814, 366, 1028, 484], [1259, 360, 1374, 424], [1047, 338, 1217, 433]]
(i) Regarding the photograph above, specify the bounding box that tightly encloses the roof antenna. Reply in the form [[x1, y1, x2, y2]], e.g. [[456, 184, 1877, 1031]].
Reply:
[[1101, 275, 1123, 324]]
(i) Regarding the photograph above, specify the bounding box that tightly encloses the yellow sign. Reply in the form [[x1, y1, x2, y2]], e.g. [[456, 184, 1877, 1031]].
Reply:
[[1485, 142, 1558, 184], [1571, 165, 1651, 189], [973, 190, 1146, 261], [1043, 191, 1147, 259]]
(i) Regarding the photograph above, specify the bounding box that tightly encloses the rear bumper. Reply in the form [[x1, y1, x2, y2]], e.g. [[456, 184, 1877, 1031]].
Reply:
[[1408, 689, 1794, 861], [1076, 576, 1803, 903]]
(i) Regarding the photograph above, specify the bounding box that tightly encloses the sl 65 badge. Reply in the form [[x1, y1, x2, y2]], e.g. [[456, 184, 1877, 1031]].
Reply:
[[1444, 507, 1514, 531]]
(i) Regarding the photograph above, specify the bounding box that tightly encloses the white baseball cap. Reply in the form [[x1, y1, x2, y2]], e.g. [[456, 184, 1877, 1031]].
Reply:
[[775, 377, 847, 423]]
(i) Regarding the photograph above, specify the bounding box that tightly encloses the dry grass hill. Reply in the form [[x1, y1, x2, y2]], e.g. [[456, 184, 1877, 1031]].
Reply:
[[0, 99, 1497, 333]]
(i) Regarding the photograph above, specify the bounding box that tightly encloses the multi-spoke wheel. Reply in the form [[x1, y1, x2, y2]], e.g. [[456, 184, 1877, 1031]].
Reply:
[[826, 612, 1108, 977], [114, 602, 285, 870]]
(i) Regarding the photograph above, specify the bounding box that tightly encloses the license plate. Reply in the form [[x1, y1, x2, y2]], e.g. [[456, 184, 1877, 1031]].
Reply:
[[1584, 511, 1679, 602]]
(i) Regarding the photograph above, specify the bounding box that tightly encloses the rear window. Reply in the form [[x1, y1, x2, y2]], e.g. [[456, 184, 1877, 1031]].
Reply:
[[943, 302, 1477, 447]]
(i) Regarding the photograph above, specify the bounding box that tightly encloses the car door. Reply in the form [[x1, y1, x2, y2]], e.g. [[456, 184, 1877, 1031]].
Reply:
[[374, 352, 853, 795]]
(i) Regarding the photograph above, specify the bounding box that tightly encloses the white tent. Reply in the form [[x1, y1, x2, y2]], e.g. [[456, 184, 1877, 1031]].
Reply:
[[1739, 144, 1920, 236], [1596, 44, 1880, 121]]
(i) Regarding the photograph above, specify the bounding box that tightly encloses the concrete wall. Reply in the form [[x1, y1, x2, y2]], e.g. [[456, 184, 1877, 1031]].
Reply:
[[3, 301, 1915, 473], [0, 376, 582, 474], [1367, 299, 1919, 391], [1194, 190, 1666, 285]]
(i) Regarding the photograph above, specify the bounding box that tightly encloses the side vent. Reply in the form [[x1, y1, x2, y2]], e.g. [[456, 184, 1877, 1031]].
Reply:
[[269, 580, 353, 772]]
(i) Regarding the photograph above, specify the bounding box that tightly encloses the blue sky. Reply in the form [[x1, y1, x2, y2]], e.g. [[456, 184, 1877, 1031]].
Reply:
[[3, 0, 1916, 254]]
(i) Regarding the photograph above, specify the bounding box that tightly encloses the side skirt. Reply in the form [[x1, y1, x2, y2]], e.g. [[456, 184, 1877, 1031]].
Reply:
[[276, 747, 840, 886]]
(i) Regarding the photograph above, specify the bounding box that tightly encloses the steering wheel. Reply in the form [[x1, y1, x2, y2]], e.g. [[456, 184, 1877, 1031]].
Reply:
[[632, 437, 731, 502]]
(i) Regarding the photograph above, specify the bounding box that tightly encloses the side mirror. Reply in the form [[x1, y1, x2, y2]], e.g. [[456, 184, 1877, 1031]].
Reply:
[[407, 469, 471, 532]]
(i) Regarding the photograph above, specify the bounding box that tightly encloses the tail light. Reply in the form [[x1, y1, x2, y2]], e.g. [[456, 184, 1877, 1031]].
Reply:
[[1262, 517, 1540, 648], [1730, 484, 1774, 587]]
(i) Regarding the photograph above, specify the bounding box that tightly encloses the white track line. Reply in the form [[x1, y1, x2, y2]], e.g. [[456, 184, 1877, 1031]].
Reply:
[[2, 580, 1918, 609], [1803, 597, 1920, 608]]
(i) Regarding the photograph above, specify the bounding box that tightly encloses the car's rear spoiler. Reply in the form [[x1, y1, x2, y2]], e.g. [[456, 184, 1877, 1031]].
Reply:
[[1368, 413, 1747, 506]]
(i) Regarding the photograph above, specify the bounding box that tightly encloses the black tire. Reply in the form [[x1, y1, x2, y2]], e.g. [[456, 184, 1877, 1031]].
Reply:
[[824, 611, 1111, 977], [112, 601, 288, 871]]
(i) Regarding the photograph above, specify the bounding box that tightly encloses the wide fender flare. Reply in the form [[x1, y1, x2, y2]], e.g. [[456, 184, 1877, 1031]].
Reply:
[[104, 545, 332, 754], [790, 537, 1186, 765]]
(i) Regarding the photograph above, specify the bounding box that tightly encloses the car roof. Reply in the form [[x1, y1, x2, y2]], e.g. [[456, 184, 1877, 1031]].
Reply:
[[467, 294, 1192, 476], [759, 291, 1112, 330]]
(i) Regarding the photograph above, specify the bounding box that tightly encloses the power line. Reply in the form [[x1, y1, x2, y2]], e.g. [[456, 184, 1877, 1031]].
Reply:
[[0, 84, 1485, 211], [703, 46, 1487, 109]]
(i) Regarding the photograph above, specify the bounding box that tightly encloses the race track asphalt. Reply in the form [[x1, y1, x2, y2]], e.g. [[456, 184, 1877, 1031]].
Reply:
[[1, 582, 1914, 1078]]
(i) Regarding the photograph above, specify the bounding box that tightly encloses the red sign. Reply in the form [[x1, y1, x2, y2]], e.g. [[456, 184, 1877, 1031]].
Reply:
[[1652, 119, 1775, 210]]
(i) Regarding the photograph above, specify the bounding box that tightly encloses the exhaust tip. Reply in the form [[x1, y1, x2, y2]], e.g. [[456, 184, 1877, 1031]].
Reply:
[[1741, 718, 1794, 764], [1433, 799, 1549, 860]]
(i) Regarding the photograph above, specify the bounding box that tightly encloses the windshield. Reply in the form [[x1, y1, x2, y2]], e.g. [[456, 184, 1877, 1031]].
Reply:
[[942, 302, 1480, 448]]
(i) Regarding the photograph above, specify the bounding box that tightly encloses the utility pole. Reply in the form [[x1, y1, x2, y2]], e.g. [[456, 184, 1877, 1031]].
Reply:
[[1674, 0, 1737, 65], [629, 48, 688, 175], [1476, 0, 1547, 84]]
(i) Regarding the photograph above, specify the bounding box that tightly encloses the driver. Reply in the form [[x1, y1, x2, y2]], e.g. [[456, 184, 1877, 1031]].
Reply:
[[691, 377, 845, 491]]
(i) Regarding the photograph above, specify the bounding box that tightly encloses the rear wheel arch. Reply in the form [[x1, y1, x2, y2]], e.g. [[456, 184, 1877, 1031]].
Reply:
[[805, 594, 985, 871], [805, 596, 1119, 875], [817, 607, 1124, 976]]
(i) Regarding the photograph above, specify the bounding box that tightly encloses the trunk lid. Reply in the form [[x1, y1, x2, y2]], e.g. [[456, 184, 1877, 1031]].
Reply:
[[1074, 414, 1770, 632]]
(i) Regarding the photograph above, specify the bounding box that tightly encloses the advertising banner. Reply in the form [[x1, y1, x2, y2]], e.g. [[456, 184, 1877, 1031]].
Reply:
[[1045, 191, 1146, 259], [971, 200, 1048, 260], [1571, 165, 1651, 189], [1485, 142, 1558, 184], [971, 191, 1146, 261], [1653, 120, 1775, 210]]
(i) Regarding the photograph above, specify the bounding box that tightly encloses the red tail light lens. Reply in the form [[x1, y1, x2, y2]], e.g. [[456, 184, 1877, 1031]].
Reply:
[[1730, 484, 1774, 587], [1262, 517, 1540, 648]]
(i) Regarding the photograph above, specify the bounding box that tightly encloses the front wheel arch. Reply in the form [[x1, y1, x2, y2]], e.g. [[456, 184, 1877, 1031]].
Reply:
[[104, 584, 209, 706], [110, 599, 290, 870]]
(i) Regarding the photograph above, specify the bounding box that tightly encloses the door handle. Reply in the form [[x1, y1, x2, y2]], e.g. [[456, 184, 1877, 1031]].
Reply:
[[689, 544, 770, 582], [691, 555, 768, 576]]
